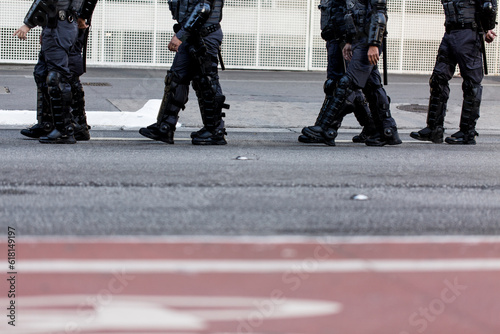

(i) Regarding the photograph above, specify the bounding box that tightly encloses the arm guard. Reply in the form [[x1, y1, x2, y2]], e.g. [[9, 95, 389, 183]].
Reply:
[[78, 0, 99, 21], [479, 0, 498, 31], [23, 0, 57, 28], [184, 2, 211, 33], [368, 0, 387, 47]]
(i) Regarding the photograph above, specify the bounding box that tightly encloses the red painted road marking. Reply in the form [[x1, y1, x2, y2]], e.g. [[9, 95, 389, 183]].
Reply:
[[1, 237, 500, 334]]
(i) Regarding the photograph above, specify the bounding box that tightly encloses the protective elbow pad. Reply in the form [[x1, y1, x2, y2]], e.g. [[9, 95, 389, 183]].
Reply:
[[368, 12, 386, 46], [480, 1, 498, 30], [24, 0, 57, 28], [184, 3, 211, 33]]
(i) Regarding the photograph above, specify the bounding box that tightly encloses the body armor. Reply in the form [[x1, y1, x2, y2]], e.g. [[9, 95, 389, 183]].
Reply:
[[169, 0, 223, 26], [442, 0, 477, 28], [320, 0, 347, 41], [344, 0, 387, 46]]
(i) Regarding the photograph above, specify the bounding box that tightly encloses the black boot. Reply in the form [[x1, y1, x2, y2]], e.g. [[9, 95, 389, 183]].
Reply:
[[301, 126, 337, 146], [39, 72, 76, 144], [21, 84, 53, 138], [192, 127, 227, 145], [410, 74, 448, 144], [410, 126, 444, 143], [445, 81, 481, 146], [139, 122, 175, 144], [21, 123, 52, 139], [190, 127, 207, 139], [39, 127, 76, 144], [445, 130, 478, 145], [365, 127, 402, 146], [298, 133, 325, 144]]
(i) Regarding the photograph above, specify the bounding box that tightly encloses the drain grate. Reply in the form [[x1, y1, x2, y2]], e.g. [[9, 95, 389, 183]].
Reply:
[[82, 82, 112, 87], [396, 104, 428, 113]]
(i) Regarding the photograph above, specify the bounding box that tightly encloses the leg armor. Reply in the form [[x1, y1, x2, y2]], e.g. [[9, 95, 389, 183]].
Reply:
[[21, 83, 53, 138], [39, 71, 76, 144], [139, 71, 188, 144], [427, 73, 449, 128], [191, 51, 229, 145], [363, 82, 401, 146], [445, 79, 482, 145], [352, 90, 376, 142], [315, 75, 355, 130], [298, 78, 337, 144], [70, 76, 90, 141], [409, 73, 449, 143], [301, 75, 355, 146], [157, 70, 189, 126], [459, 79, 481, 133]]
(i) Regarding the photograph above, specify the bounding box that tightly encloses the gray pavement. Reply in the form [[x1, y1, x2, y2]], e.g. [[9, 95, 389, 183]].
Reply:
[[1, 64, 500, 133], [1, 65, 500, 237]]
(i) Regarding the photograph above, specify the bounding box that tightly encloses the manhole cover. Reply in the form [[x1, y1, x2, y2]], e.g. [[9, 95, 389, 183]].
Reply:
[[396, 104, 428, 113], [1, 86, 10, 94], [82, 82, 112, 86]]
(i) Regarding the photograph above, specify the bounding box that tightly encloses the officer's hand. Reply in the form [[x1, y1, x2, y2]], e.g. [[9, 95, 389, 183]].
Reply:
[[485, 30, 497, 43], [343, 43, 353, 61], [78, 18, 89, 30], [168, 35, 182, 52], [13, 25, 30, 40], [367, 46, 380, 65]]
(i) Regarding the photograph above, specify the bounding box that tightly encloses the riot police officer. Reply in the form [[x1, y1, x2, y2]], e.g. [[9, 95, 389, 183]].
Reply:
[[17, 1, 97, 142], [139, 0, 228, 145], [15, 0, 87, 144], [410, 0, 497, 145], [299, 0, 376, 145], [300, 0, 401, 147]]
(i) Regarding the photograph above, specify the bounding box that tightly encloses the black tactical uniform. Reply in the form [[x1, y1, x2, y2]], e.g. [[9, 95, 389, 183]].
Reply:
[[139, 0, 228, 145], [410, 0, 497, 145], [300, 0, 400, 147], [20, 0, 97, 142], [18, 0, 87, 144], [299, 0, 376, 145]]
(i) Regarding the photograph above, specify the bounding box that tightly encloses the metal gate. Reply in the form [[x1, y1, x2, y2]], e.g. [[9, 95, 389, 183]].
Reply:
[[0, 0, 498, 74]]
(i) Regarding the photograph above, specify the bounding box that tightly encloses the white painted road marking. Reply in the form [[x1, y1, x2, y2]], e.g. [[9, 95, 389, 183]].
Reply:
[[17, 259, 500, 273], [0, 295, 342, 334]]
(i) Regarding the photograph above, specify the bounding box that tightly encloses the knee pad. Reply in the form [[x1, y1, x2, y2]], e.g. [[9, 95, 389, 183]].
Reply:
[[337, 75, 355, 97], [46, 71, 71, 102], [163, 71, 188, 110], [429, 73, 448, 95], [462, 79, 482, 99], [46, 71, 61, 91], [323, 79, 336, 96]]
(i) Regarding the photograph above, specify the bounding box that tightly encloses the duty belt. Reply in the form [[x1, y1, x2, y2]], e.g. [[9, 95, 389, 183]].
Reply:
[[57, 10, 74, 22], [201, 24, 221, 37], [445, 22, 477, 33]]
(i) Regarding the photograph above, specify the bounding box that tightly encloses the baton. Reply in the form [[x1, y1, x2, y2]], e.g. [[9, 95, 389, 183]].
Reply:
[[382, 35, 388, 85], [480, 32, 488, 75]]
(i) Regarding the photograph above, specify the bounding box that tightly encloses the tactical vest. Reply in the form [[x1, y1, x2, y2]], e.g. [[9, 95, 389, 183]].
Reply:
[[170, 0, 223, 26], [345, 0, 369, 28], [319, 0, 333, 30], [442, 0, 477, 26]]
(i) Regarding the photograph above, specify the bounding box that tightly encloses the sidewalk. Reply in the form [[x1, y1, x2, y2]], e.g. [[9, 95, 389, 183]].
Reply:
[[1, 65, 500, 133]]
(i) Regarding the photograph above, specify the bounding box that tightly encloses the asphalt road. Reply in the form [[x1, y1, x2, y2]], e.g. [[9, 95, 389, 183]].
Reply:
[[1, 128, 500, 236]]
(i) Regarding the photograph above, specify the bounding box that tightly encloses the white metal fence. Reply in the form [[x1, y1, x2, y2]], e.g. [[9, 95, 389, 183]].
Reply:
[[1, 0, 499, 74]]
